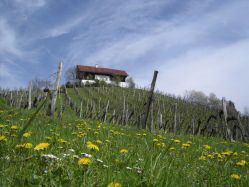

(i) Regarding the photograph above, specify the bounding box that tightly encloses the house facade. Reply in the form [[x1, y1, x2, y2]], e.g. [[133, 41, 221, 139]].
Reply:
[[76, 65, 129, 87]]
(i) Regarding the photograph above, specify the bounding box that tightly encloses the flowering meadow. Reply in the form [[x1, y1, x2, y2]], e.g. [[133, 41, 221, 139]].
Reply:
[[0, 100, 249, 186]]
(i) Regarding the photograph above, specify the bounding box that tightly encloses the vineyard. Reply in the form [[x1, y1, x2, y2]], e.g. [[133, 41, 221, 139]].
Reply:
[[0, 84, 249, 186], [1, 84, 249, 141]]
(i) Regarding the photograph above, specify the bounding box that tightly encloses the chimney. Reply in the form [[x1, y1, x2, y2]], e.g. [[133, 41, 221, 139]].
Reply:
[[95, 64, 98, 68]]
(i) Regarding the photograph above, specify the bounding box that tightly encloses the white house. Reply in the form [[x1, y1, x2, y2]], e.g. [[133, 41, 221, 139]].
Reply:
[[76, 65, 129, 87]]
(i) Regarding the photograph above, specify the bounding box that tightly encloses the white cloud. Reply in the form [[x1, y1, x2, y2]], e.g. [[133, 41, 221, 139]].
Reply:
[[14, 0, 46, 8], [157, 39, 249, 111], [45, 16, 86, 38], [0, 19, 23, 57]]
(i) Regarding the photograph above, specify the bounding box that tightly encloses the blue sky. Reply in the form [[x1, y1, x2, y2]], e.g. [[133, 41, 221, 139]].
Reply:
[[0, 0, 249, 111]]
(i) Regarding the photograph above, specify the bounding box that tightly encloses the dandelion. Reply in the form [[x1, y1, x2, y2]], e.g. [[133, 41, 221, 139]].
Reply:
[[221, 150, 233, 156], [0, 124, 6, 128], [236, 160, 247, 167], [78, 158, 92, 166], [86, 142, 99, 151], [169, 147, 175, 151], [16, 143, 33, 148], [11, 125, 18, 129], [230, 174, 241, 180], [58, 138, 69, 144], [174, 139, 181, 143], [23, 132, 32, 138], [153, 139, 159, 142], [96, 140, 103, 144], [207, 154, 214, 159], [199, 156, 207, 161], [0, 135, 7, 141], [203, 145, 211, 150], [34, 143, 49, 151], [22, 143, 33, 148], [107, 182, 122, 187], [120, 149, 128, 153], [181, 143, 191, 148]]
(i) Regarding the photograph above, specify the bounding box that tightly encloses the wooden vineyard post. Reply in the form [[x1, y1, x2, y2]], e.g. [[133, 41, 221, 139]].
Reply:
[[79, 101, 83, 118], [122, 95, 126, 126], [150, 101, 154, 131], [28, 80, 32, 110], [50, 62, 63, 117], [142, 70, 158, 130], [222, 98, 234, 141], [103, 100, 109, 123], [174, 103, 177, 133]]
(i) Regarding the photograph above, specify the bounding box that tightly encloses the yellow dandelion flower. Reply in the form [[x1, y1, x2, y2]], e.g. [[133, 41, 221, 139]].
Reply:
[[169, 147, 175, 151], [207, 154, 214, 159], [230, 174, 241, 180], [203, 144, 211, 150], [86, 142, 99, 151], [107, 182, 122, 187], [96, 140, 103, 144], [186, 141, 192, 144], [199, 156, 207, 161], [23, 132, 32, 138], [34, 143, 49, 151], [236, 160, 247, 167], [153, 138, 159, 142], [221, 150, 233, 156], [181, 143, 191, 148], [23, 143, 33, 148], [78, 158, 92, 166], [58, 138, 69, 144], [16, 143, 33, 148], [0, 124, 6, 128], [173, 139, 181, 143], [0, 135, 7, 141], [233, 152, 238, 156], [11, 125, 18, 129], [120, 149, 128, 153]]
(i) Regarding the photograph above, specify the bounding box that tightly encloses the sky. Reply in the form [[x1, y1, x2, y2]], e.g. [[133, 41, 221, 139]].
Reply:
[[0, 0, 249, 112]]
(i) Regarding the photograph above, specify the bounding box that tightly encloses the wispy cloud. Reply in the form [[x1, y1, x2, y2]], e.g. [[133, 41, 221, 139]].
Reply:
[[14, 0, 46, 8], [0, 19, 23, 57]]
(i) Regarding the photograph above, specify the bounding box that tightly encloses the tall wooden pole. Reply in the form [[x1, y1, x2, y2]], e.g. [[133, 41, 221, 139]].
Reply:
[[222, 98, 233, 141], [50, 62, 63, 117], [28, 80, 32, 110], [142, 70, 158, 130], [174, 103, 177, 133]]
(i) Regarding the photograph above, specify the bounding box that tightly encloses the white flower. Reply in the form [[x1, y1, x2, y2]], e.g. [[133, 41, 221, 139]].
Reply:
[[73, 155, 79, 159], [63, 153, 70, 157], [81, 153, 92, 158], [103, 164, 109, 168], [96, 159, 103, 163], [41, 154, 59, 161], [68, 149, 75, 153], [126, 166, 132, 170]]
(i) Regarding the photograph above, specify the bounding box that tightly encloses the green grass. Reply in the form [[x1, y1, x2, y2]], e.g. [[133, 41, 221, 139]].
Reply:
[[0, 103, 249, 186]]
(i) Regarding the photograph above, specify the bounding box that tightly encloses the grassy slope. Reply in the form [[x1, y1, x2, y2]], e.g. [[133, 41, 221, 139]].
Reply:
[[0, 97, 249, 186]]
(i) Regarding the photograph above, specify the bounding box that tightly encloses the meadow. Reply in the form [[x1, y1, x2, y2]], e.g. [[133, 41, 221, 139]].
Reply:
[[0, 97, 248, 187]]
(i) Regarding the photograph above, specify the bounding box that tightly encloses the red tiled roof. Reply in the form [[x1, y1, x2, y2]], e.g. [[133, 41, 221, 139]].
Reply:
[[76, 65, 128, 76]]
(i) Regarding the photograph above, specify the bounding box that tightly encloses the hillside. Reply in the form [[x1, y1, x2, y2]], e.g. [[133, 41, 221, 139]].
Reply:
[[0, 97, 249, 186]]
